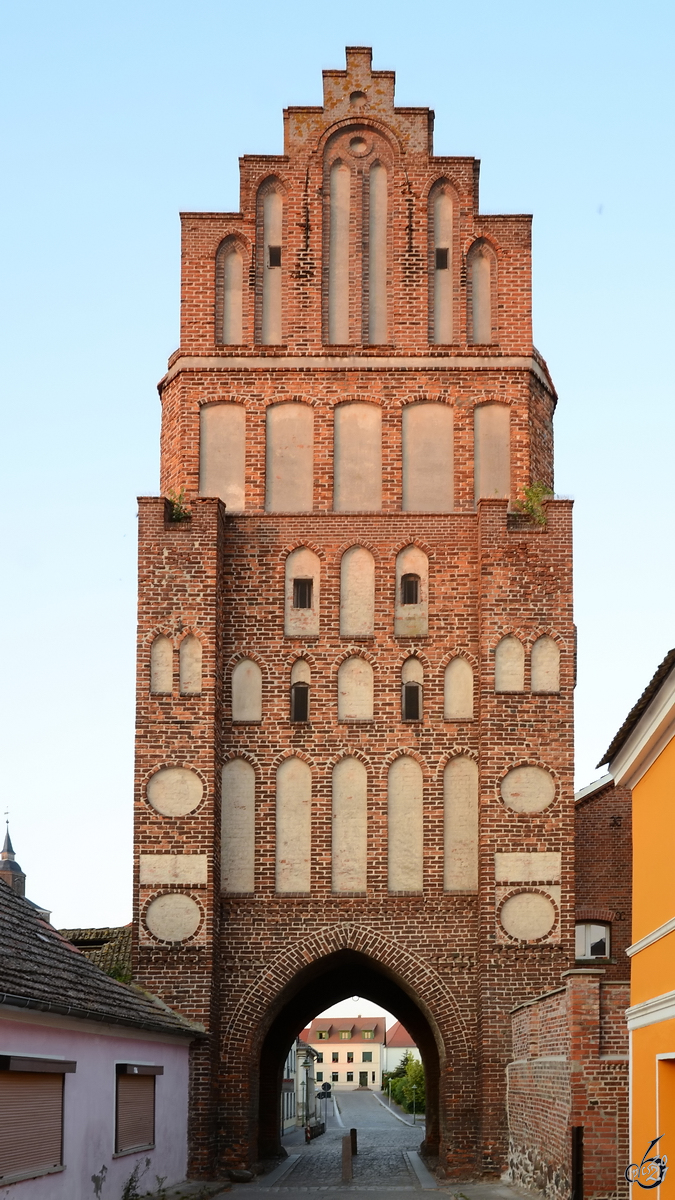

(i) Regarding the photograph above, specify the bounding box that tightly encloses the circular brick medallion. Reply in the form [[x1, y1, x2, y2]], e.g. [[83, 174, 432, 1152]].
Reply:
[[145, 894, 201, 942], [146, 766, 203, 816], [500, 892, 556, 941], [500, 765, 555, 813]]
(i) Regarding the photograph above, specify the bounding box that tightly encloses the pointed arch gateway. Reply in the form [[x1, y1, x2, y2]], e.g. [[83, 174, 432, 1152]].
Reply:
[[220, 923, 474, 1169]]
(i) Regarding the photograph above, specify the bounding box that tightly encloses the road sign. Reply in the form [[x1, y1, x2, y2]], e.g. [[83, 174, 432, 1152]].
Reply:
[[321, 1082, 331, 1093]]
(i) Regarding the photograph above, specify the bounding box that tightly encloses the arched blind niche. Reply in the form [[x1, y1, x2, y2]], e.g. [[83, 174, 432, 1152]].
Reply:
[[266, 403, 313, 513], [444, 756, 478, 892], [150, 636, 172, 694], [328, 161, 351, 344], [215, 237, 244, 345], [495, 635, 525, 692], [368, 163, 388, 344], [444, 657, 473, 720], [199, 404, 246, 511], [531, 636, 560, 693], [179, 635, 202, 695], [402, 403, 454, 512], [430, 182, 455, 344], [332, 757, 367, 893], [467, 240, 494, 345], [285, 547, 320, 637], [388, 757, 423, 892], [338, 657, 374, 721], [474, 403, 510, 500], [276, 757, 311, 893], [232, 658, 263, 722], [333, 403, 382, 511], [257, 180, 283, 345], [395, 545, 429, 637], [340, 546, 375, 637], [222, 759, 255, 893]]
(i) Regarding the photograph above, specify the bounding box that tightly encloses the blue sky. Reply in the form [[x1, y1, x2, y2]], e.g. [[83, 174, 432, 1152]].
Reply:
[[2, 0, 673, 926]]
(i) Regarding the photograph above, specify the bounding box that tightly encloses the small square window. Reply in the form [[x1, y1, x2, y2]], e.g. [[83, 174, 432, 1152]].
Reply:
[[316, 1052, 323, 1063], [362, 1051, 372, 1062], [332, 1072, 339, 1083], [347, 1071, 354, 1082], [332, 1052, 339, 1063], [403, 682, 421, 721], [347, 1052, 353, 1063], [293, 578, 312, 609], [316, 1071, 323, 1082], [435, 248, 449, 270], [401, 574, 420, 605], [575, 922, 610, 959], [268, 245, 282, 268]]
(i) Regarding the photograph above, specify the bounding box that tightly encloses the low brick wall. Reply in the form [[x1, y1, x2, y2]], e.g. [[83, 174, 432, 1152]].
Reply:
[[507, 970, 629, 1200]]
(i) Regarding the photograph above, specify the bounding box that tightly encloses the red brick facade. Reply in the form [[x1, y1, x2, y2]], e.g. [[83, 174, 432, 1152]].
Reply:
[[132, 48, 579, 1180], [575, 778, 632, 979]]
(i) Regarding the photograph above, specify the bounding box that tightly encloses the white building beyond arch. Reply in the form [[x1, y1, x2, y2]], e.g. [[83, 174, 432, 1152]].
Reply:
[[276, 757, 312, 893], [388, 757, 423, 892], [222, 759, 255, 892], [402, 403, 454, 512], [332, 757, 367, 892]]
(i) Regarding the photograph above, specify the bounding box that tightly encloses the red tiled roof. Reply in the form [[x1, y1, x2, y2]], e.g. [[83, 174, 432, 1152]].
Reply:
[[386, 1020, 417, 1048], [305, 1016, 385, 1044]]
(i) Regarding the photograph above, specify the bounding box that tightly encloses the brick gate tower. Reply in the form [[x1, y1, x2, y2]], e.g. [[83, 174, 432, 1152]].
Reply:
[[132, 48, 574, 1180]]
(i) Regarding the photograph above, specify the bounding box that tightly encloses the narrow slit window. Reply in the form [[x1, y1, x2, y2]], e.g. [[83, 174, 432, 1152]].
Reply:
[[435, 248, 449, 270], [293, 578, 313, 609], [291, 683, 309, 722], [401, 574, 420, 605], [403, 682, 421, 721], [268, 245, 281, 268]]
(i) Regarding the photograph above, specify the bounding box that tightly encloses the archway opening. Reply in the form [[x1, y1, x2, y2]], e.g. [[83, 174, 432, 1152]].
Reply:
[[256, 949, 442, 1163]]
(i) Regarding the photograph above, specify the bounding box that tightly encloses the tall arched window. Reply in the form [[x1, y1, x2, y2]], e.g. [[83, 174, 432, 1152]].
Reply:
[[276, 757, 311, 893], [474, 403, 510, 500], [199, 403, 246, 511], [150, 635, 172, 694], [431, 184, 453, 343], [368, 163, 387, 344], [285, 547, 320, 637], [266, 403, 313, 513], [444, 658, 474, 720], [467, 240, 494, 345], [329, 161, 350, 344], [338, 657, 373, 721], [179, 634, 202, 695], [388, 757, 423, 893], [333, 403, 382, 512], [215, 238, 243, 345], [495, 635, 525, 692], [444, 756, 478, 892], [332, 757, 367, 893], [232, 658, 263, 722], [290, 659, 311, 722], [340, 546, 375, 637], [402, 402, 454, 512], [221, 759, 255, 893], [395, 545, 428, 637], [258, 182, 283, 345], [401, 657, 423, 721], [531, 636, 560, 693]]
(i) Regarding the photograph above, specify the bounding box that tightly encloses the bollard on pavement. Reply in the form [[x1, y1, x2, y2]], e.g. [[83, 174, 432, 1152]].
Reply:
[[341, 1133, 353, 1181], [350, 1127, 358, 1156]]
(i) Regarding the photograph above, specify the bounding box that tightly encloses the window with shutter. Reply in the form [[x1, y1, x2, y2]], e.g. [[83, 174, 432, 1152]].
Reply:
[[115, 1067, 161, 1154], [0, 1071, 65, 1183]]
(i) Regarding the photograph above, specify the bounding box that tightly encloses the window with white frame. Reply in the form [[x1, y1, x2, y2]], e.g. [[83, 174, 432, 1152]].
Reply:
[[575, 922, 610, 959]]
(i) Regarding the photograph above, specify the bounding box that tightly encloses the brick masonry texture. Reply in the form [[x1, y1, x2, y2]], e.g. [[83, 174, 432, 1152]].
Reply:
[[575, 779, 632, 980], [130, 47, 624, 1187]]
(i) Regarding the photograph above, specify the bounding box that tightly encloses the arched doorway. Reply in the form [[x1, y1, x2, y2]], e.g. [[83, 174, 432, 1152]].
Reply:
[[256, 949, 442, 1162]]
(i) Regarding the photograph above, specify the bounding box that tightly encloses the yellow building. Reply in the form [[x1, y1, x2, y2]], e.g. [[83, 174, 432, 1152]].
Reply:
[[602, 649, 675, 1193]]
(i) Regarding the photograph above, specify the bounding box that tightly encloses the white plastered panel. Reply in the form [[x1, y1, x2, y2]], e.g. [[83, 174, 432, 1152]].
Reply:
[[433, 189, 453, 343], [444, 756, 478, 891], [150, 635, 173, 694], [231, 658, 263, 722], [266, 403, 313, 513], [501, 766, 556, 813], [402, 403, 453, 512], [223, 247, 243, 344], [332, 757, 367, 892], [388, 757, 423, 892], [333, 404, 382, 512], [276, 757, 312, 893], [140, 855, 208, 885], [394, 545, 428, 637], [285, 547, 320, 637], [470, 245, 492, 345], [329, 161, 350, 344], [262, 188, 282, 344], [531, 636, 560, 693], [340, 546, 375, 637], [179, 634, 202, 695], [338, 657, 374, 720], [495, 635, 524, 692], [368, 163, 387, 345], [444, 658, 473, 719], [474, 403, 510, 499], [222, 758, 255, 892], [199, 403, 246, 511]]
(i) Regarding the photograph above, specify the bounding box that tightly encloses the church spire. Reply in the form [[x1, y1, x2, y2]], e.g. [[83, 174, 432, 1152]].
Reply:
[[0, 822, 26, 898]]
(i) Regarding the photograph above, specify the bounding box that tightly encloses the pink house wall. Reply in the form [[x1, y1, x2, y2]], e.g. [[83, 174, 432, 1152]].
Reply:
[[0, 1009, 191, 1200]]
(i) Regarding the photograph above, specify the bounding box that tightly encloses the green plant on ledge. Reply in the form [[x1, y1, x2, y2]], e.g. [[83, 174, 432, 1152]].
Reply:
[[167, 487, 191, 522], [514, 481, 553, 526]]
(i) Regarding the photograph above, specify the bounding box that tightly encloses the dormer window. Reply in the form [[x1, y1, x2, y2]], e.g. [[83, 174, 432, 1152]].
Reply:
[[361, 1029, 374, 1040], [401, 574, 420, 605], [316, 1030, 329, 1040]]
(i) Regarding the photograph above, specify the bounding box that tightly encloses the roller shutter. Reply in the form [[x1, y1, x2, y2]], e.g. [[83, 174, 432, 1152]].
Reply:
[[116, 1074, 155, 1152], [0, 1072, 63, 1181]]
